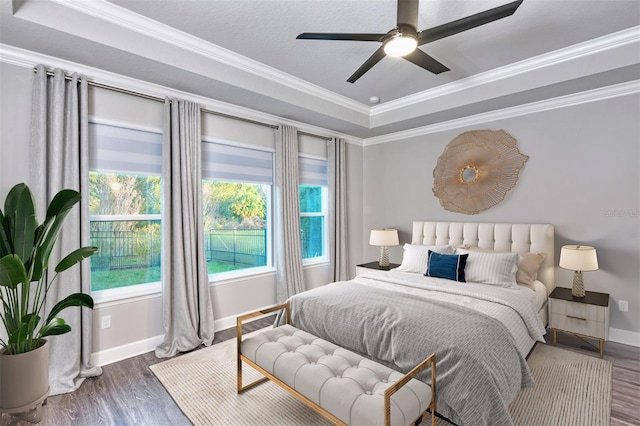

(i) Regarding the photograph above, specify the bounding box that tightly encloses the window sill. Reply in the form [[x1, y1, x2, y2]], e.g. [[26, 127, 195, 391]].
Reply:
[[302, 257, 330, 268], [208, 266, 277, 287], [93, 281, 162, 307], [93, 261, 329, 306]]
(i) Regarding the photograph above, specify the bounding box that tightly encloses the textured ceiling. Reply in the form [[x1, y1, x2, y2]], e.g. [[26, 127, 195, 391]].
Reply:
[[1, 0, 639, 138], [112, 0, 639, 100]]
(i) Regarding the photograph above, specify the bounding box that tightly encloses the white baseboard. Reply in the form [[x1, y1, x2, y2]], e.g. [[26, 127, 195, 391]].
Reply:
[[91, 322, 639, 367], [609, 327, 640, 348], [213, 304, 278, 331], [91, 335, 164, 367], [90, 306, 276, 366]]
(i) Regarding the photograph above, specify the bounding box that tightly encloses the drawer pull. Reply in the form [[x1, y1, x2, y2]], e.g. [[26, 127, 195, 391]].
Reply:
[[567, 315, 587, 321]]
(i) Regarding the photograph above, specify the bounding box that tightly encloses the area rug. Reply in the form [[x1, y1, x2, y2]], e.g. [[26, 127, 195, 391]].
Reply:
[[150, 337, 612, 426]]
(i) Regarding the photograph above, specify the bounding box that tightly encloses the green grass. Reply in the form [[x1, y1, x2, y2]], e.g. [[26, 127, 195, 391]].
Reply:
[[91, 261, 256, 292], [91, 267, 161, 291], [205, 231, 266, 254]]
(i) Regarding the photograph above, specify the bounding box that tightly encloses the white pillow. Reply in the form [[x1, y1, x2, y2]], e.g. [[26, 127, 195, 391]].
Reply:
[[457, 249, 519, 288], [394, 244, 456, 274], [456, 245, 546, 290]]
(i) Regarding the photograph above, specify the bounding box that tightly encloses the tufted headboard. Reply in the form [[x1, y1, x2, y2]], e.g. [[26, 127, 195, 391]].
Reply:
[[412, 221, 555, 295]]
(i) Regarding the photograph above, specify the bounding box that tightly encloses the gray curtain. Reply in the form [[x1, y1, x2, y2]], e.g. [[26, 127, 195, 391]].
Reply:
[[328, 137, 349, 282], [30, 64, 102, 395], [156, 97, 215, 358], [275, 125, 305, 302]]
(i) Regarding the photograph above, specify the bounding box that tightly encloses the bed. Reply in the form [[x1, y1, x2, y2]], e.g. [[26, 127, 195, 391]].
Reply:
[[281, 221, 555, 426], [411, 221, 555, 329]]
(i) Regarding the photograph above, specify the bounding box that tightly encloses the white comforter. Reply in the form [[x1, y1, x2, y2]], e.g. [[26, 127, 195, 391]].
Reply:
[[282, 271, 547, 425], [357, 270, 547, 356]]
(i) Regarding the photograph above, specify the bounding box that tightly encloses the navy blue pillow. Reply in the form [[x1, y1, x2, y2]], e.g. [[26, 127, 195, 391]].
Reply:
[[425, 250, 468, 282]]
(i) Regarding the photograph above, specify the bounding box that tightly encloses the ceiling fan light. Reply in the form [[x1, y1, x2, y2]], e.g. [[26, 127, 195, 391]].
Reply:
[[383, 35, 417, 57]]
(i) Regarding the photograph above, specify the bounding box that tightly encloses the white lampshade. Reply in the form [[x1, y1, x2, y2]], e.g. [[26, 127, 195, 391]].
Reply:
[[559, 245, 599, 272], [369, 229, 399, 247]]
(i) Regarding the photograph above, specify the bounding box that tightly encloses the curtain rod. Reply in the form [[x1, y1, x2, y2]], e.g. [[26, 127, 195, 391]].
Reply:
[[37, 68, 332, 140]]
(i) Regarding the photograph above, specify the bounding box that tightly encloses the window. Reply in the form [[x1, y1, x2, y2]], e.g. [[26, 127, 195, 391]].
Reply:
[[202, 141, 273, 277], [299, 156, 328, 261], [88, 122, 162, 295]]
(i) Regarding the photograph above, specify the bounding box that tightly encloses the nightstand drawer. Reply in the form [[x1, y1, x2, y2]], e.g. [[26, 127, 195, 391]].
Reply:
[[549, 299, 605, 322], [550, 313, 607, 339], [548, 287, 610, 357]]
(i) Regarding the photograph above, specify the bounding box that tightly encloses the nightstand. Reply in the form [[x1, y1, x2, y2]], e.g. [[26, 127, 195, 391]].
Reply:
[[548, 287, 610, 358], [355, 261, 400, 277]]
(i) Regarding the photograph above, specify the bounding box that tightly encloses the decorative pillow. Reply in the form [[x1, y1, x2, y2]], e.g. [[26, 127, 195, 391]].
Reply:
[[394, 244, 456, 273], [425, 251, 468, 282], [456, 245, 546, 289], [515, 252, 546, 289], [456, 249, 519, 288]]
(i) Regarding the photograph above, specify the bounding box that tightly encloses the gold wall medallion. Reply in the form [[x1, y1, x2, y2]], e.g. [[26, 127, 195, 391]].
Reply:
[[432, 129, 528, 215]]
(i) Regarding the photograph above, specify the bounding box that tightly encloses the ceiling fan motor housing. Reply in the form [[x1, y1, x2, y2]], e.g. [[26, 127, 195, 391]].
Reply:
[[383, 25, 419, 57]]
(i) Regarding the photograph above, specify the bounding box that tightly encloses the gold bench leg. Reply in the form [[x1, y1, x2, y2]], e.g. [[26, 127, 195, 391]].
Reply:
[[236, 303, 290, 393], [384, 352, 437, 426], [237, 303, 437, 426]]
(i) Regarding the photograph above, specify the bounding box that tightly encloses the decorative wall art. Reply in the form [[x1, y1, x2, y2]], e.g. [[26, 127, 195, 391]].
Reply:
[[432, 129, 528, 215]]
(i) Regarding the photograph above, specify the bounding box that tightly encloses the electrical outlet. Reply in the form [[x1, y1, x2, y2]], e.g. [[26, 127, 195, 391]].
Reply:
[[101, 315, 111, 329], [618, 300, 629, 312]]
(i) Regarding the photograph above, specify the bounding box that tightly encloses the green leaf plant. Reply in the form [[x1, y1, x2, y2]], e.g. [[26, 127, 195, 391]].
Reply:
[[0, 183, 97, 355]]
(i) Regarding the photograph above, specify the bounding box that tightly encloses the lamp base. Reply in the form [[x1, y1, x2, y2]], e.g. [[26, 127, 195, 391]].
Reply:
[[572, 270, 585, 297], [378, 246, 390, 267]]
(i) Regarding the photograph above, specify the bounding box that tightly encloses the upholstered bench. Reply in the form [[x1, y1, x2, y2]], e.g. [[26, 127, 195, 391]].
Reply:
[[236, 303, 436, 426]]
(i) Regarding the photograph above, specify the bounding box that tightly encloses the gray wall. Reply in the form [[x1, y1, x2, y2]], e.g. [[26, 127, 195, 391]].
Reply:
[[3, 58, 638, 354], [363, 94, 640, 338], [0, 62, 365, 360]]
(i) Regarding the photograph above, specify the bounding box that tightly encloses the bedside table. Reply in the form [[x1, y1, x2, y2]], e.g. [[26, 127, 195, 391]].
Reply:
[[548, 287, 610, 358], [355, 261, 400, 277]]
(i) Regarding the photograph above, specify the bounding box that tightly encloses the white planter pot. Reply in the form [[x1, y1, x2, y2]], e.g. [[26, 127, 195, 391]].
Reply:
[[0, 339, 50, 423]]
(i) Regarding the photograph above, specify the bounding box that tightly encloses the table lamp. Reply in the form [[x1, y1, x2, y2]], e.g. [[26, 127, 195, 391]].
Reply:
[[369, 229, 399, 268], [559, 245, 598, 298]]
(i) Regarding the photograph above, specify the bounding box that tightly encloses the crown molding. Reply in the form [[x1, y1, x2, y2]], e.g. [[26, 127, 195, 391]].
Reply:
[[50, 0, 370, 117], [3, 0, 638, 147], [363, 79, 640, 146], [369, 26, 640, 128], [0, 44, 363, 146], [12, 0, 370, 128], [371, 26, 640, 116], [27, 1, 640, 131], [1, 42, 635, 148]]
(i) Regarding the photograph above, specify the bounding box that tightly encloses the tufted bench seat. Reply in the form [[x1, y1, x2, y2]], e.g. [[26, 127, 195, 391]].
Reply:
[[236, 303, 436, 426]]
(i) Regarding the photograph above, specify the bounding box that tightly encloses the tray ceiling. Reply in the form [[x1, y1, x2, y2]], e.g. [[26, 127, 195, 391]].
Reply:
[[1, 0, 639, 138]]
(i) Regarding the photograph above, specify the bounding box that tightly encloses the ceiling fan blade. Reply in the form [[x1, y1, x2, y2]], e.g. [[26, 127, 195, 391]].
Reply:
[[347, 46, 387, 83], [418, 0, 523, 45], [297, 33, 385, 42], [397, 0, 419, 29], [403, 49, 450, 74]]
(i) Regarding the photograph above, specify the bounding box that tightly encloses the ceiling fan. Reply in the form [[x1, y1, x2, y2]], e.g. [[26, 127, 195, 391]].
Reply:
[[297, 0, 524, 83]]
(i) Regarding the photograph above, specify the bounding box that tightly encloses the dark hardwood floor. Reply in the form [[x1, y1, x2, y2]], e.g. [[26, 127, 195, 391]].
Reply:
[[549, 331, 640, 426], [1, 317, 274, 426], [2, 325, 638, 426]]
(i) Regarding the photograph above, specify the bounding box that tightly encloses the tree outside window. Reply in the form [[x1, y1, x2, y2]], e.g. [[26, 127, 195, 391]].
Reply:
[[88, 122, 164, 294], [89, 172, 161, 291], [201, 181, 269, 274]]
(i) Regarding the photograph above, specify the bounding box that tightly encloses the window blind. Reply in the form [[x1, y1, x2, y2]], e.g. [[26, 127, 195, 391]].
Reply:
[[299, 157, 328, 186], [202, 141, 273, 184], [89, 123, 162, 175]]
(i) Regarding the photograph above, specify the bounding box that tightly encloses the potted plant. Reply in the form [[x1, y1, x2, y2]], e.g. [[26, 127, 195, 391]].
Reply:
[[0, 183, 97, 423]]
